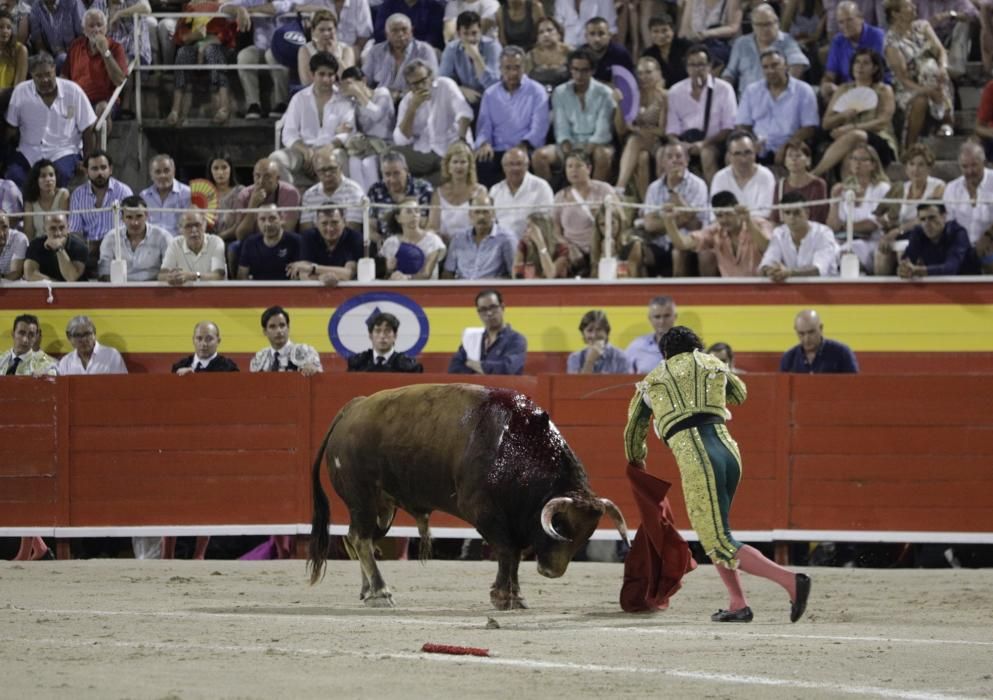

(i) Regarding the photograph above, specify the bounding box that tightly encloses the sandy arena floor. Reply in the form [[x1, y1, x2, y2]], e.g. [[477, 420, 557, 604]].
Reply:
[[1, 559, 991, 700]]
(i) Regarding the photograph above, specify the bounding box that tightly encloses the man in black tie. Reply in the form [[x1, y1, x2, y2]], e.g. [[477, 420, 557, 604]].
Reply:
[[172, 321, 240, 374], [0, 314, 58, 376], [347, 312, 423, 373]]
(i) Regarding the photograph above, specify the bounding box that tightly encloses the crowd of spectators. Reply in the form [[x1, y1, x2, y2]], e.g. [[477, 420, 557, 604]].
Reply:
[[1, 0, 993, 285]]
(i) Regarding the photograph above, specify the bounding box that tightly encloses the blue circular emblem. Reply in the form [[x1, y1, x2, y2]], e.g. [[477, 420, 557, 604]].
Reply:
[[328, 292, 430, 358]]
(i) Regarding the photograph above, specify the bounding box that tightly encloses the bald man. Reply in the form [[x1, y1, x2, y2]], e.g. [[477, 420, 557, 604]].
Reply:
[[779, 309, 859, 373], [233, 158, 302, 242], [172, 321, 240, 374]]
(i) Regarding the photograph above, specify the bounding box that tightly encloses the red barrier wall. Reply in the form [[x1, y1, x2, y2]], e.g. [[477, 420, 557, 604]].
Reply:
[[2, 374, 991, 536]]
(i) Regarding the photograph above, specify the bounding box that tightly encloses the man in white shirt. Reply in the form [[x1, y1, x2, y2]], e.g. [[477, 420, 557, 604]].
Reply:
[[139, 154, 191, 236], [489, 147, 553, 239], [270, 53, 356, 185], [56, 315, 127, 376], [98, 195, 172, 281], [554, 0, 616, 47], [942, 140, 993, 245], [0, 211, 28, 280], [300, 148, 364, 230], [159, 210, 227, 285], [5, 52, 96, 189], [760, 191, 839, 280], [393, 59, 473, 185], [710, 131, 776, 220]]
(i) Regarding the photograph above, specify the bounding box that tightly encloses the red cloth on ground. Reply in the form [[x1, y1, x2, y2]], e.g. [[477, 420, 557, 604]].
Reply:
[[619, 464, 697, 613]]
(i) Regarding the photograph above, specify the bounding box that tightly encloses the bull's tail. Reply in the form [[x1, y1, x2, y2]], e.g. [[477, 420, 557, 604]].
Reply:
[[308, 397, 364, 585]]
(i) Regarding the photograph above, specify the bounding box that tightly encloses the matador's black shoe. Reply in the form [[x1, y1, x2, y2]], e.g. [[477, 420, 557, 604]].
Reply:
[[790, 573, 812, 623], [711, 606, 753, 622]]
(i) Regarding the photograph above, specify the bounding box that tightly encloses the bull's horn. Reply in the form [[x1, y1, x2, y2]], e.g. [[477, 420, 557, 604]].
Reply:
[[540, 497, 573, 542], [600, 498, 630, 546]]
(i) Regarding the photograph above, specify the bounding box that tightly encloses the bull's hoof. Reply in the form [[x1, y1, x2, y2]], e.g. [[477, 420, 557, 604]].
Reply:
[[490, 591, 528, 610], [364, 593, 395, 608]]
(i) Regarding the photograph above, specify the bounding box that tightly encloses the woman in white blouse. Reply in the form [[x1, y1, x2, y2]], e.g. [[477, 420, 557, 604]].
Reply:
[[381, 197, 446, 279]]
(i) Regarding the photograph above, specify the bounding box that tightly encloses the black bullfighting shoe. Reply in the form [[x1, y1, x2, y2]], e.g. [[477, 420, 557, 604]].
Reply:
[[791, 573, 812, 623], [711, 606, 753, 622]]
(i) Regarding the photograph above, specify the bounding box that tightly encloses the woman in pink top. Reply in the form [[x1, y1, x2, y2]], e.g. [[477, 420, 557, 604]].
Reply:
[[552, 151, 614, 276]]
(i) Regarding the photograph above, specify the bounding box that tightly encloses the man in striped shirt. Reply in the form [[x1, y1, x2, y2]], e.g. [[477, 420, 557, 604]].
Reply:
[[68, 149, 133, 277]]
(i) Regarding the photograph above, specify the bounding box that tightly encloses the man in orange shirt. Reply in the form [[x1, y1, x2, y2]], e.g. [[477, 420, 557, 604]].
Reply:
[[64, 8, 127, 126]]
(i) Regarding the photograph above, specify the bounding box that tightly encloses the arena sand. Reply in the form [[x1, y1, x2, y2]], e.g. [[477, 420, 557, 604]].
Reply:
[[2, 560, 991, 699]]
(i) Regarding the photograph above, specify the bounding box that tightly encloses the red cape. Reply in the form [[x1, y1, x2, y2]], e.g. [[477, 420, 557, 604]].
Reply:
[[620, 464, 697, 613]]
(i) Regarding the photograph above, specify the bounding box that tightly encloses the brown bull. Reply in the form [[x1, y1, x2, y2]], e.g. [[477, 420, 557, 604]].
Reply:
[[308, 383, 628, 609]]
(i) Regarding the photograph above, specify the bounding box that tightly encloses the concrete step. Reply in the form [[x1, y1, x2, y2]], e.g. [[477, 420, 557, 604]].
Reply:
[[922, 134, 967, 160]]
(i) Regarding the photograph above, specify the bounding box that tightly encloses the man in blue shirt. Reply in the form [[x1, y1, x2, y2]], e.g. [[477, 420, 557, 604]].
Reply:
[[449, 288, 527, 375], [624, 295, 678, 373], [897, 204, 981, 278], [236, 204, 303, 281], [821, 1, 886, 101], [474, 46, 550, 187], [442, 193, 516, 279], [780, 309, 859, 373], [439, 11, 501, 105]]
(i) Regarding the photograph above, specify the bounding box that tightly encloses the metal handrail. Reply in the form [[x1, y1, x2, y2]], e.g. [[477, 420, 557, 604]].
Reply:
[[94, 54, 141, 151]]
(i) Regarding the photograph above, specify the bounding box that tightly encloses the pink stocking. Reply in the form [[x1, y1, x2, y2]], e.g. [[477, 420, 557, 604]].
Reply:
[[715, 563, 749, 611], [193, 536, 210, 560], [161, 537, 177, 559], [14, 537, 33, 560], [736, 545, 797, 599]]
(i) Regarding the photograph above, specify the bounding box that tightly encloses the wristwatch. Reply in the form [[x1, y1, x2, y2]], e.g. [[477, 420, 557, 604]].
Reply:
[[195, 271, 201, 281], [103, 49, 112, 58]]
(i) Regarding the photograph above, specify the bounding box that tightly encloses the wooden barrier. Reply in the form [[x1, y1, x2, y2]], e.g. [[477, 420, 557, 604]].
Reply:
[[2, 374, 991, 544]]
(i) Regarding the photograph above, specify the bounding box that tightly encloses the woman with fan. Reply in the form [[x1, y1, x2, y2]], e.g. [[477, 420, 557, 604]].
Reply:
[[202, 153, 243, 244], [813, 49, 897, 179], [380, 197, 446, 280], [613, 55, 667, 200]]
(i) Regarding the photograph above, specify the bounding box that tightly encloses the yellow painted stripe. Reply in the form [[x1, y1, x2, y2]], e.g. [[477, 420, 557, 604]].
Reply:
[[9, 304, 993, 355]]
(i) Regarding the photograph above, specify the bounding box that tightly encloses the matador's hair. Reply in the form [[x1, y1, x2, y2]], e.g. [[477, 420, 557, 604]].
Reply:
[[659, 326, 704, 359]]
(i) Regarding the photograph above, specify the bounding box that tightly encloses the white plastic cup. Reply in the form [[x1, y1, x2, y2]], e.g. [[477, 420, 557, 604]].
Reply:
[[110, 259, 128, 284], [840, 252, 859, 279], [356, 257, 376, 283], [598, 256, 617, 281]]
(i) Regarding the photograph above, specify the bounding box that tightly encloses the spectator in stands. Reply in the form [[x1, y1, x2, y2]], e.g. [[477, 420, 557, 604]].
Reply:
[[173, 320, 238, 373], [496, 0, 543, 51], [642, 139, 708, 276], [641, 13, 689, 89], [271, 52, 354, 185], [567, 309, 630, 374], [525, 16, 569, 90], [440, 10, 501, 106], [489, 146, 554, 239], [222, 0, 290, 119], [206, 152, 243, 244], [159, 209, 227, 284], [57, 314, 126, 375], [761, 191, 840, 280], [826, 143, 890, 271], [772, 141, 828, 225], [710, 131, 776, 218], [105, 0, 152, 75], [534, 48, 615, 183], [513, 211, 569, 278], [393, 59, 473, 185], [428, 141, 487, 243], [0, 175, 20, 218], [24, 214, 87, 281], [22, 159, 70, 240], [875, 143, 944, 275], [300, 148, 364, 231], [362, 13, 439, 101], [734, 48, 818, 165], [98, 195, 171, 281], [442, 192, 515, 278], [286, 205, 361, 283], [324, 0, 373, 53], [139, 154, 191, 236], [884, 0, 955, 146], [168, 0, 236, 126], [0, 9, 27, 116], [380, 197, 446, 279], [897, 203, 980, 277], [781, 0, 826, 69], [348, 311, 424, 371], [368, 150, 433, 240], [1, 0, 29, 47], [250, 305, 322, 374], [663, 190, 772, 276], [237, 204, 303, 280], [814, 48, 897, 178], [666, 44, 737, 185], [474, 45, 550, 188], [678, 0, 742, 69], [614, 55, 666, 200], [554, 0, 615, 47], [5, 52, 96, 189], [68, 149, 133, 269], [0, 210, 26, 279], [583, 15, 634, 84], [443, 0, 499, 42], [625, 295, 677, 373], [707, 340, 741, 372], [29, 0, 82, 70], [723, 3, 809, 95], [233, 158, 302, 242], [449, 288, 527, 374], [590, 201, 645, 278], [374, 0, 445, 49], [298, 10, 355, 87], [914, 0, 976, 81], [943, 140, 993, 246], [781, 308, 859, 373], [821, 0, 885, 101], [553, 150, 614, 276], [64, 8, 127, 130], [338, 65, 396, 193], [976, 78, 993, 162]]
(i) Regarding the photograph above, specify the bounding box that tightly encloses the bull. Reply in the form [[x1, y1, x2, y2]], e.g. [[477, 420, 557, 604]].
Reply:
[[308, 383, 628, 610]]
